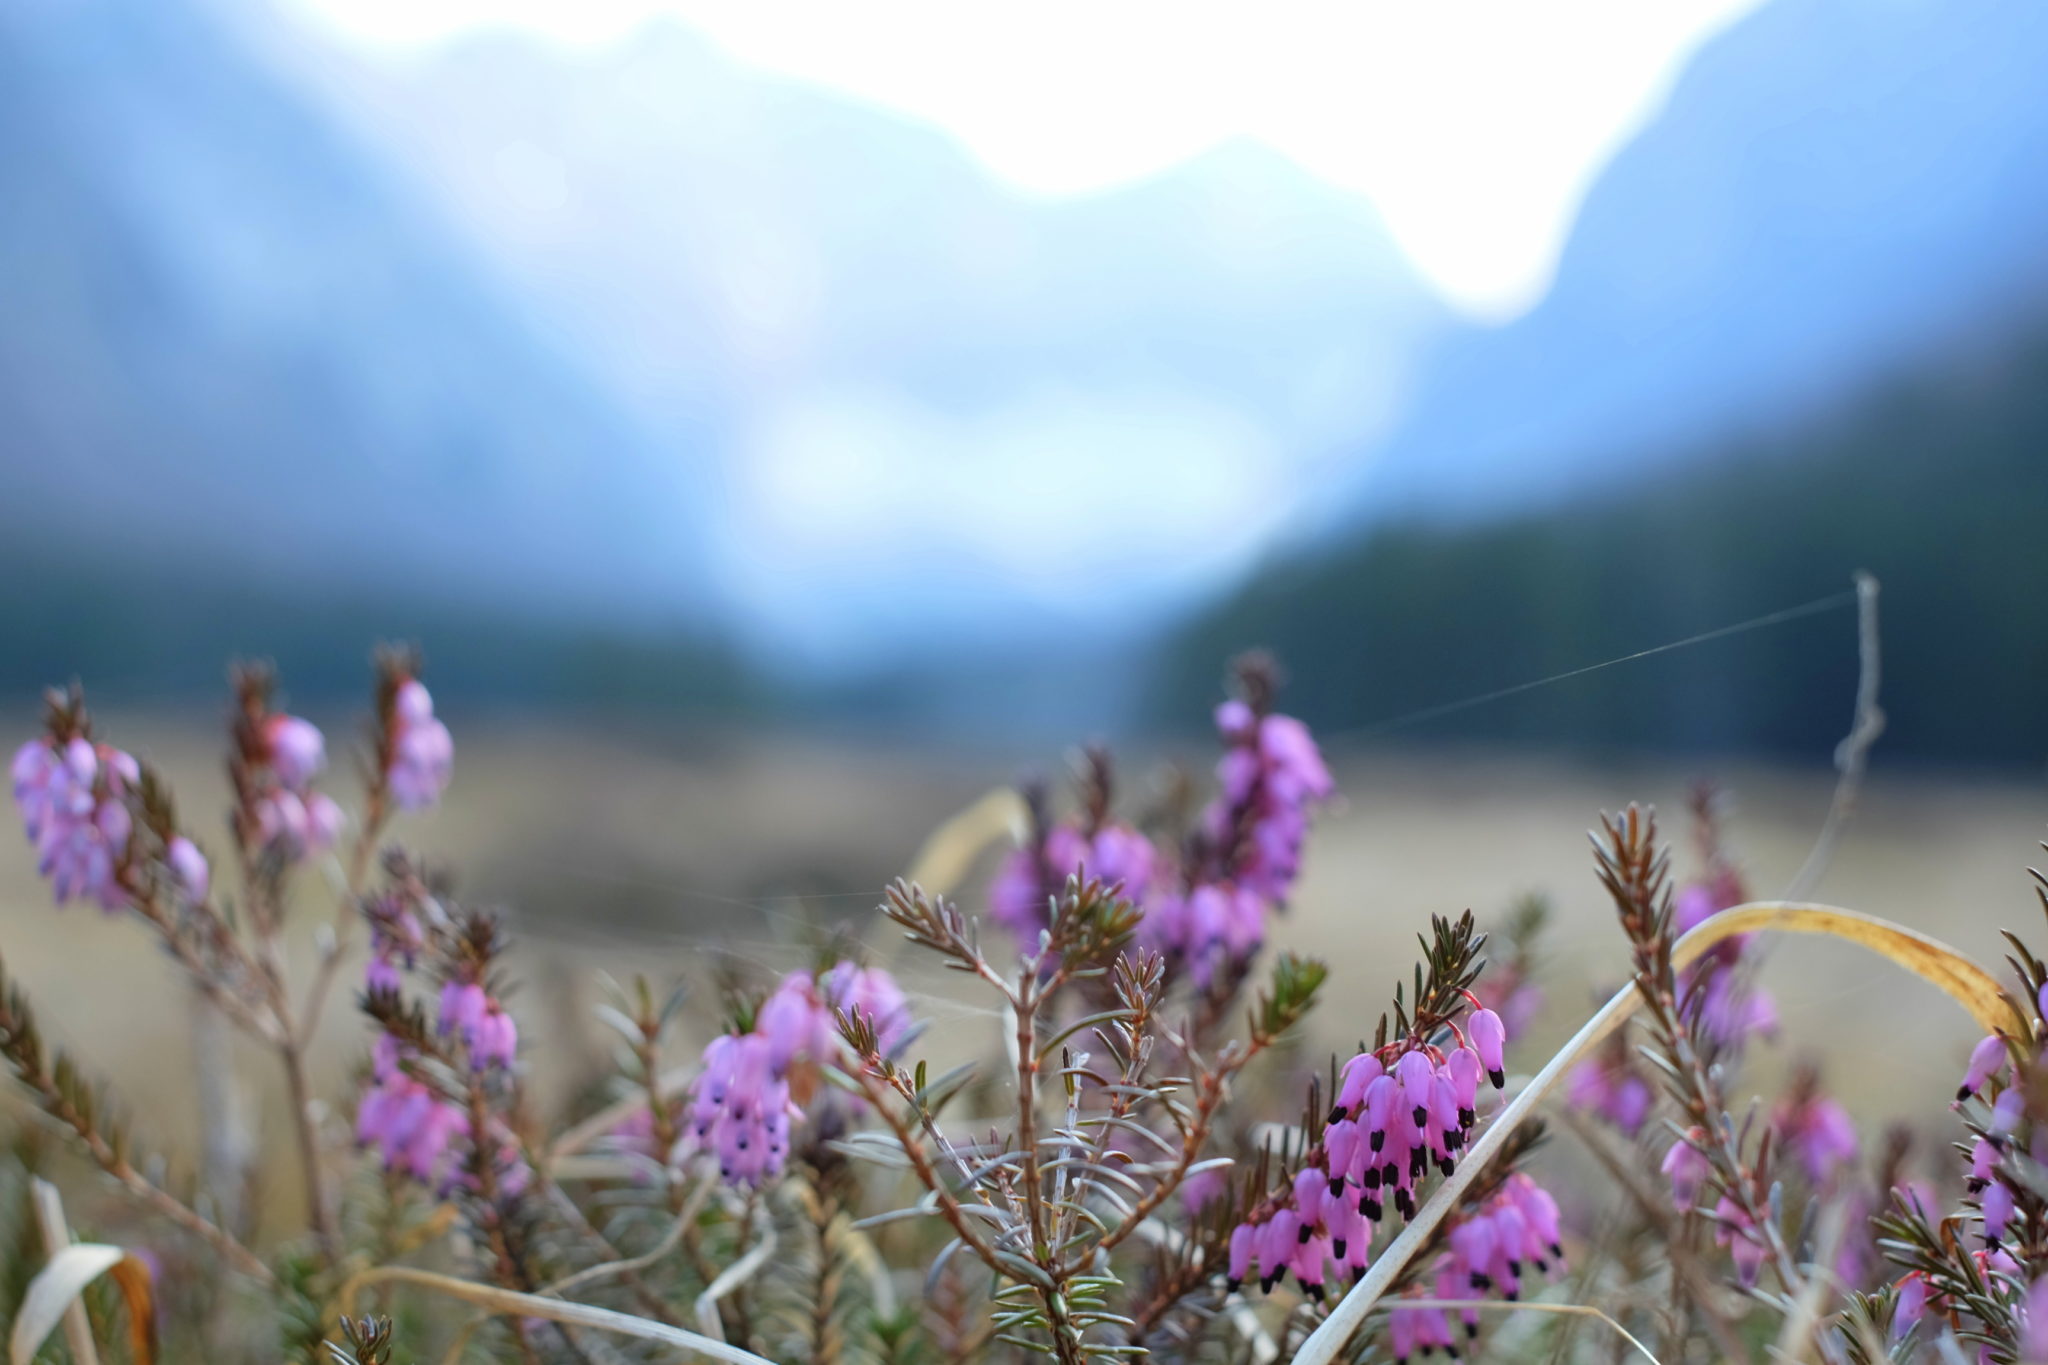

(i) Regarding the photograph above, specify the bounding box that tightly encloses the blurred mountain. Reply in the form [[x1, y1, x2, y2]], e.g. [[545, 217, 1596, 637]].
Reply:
[[282, 20, 1452, 650], [1161, 302, 2048, 765], [0, 0, 709, 627], [1342, 0, 2048, 518], [1164, 0, 2048, 764]]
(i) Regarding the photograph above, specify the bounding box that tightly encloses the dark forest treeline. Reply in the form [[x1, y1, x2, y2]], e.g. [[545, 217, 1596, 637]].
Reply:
[[1157, 325, 2048, 766]]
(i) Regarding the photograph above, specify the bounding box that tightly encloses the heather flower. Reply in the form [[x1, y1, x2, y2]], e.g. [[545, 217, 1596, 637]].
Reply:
[[1959, 1033, 2009, 1102], [1712, 1198, 1768, 1286], [1773, 1084, 1858, 1184], [1983, 1177, 2016, 1242], [165, 836, 209, 903], [1468, 1007, 1507, 1088], [12, 736, 140, 910], [1201, 703, 1333, 904], [357, 1042, 467, 1186], [990, 822, 1157, 944], [758, 971, 838, 1071], [255, 788, 344, 857], [387, 679, 453, 811], [2020, 1277, 2048, 1362], [471, 1002, 518, 1070], [689, 1031, 793, 1188], [439, 979, 489, 1041], [1179, 1164, 1227, 1214], [365, 895, 424, 993], [1569, 1052, 1655, 1135], [1893, 1272, 1928, 1340], [822, 961, 911, 1053], [1662, 1129, 1710, 1208], [263, 715, 327, 788], [1143, 881, 1265, 988]]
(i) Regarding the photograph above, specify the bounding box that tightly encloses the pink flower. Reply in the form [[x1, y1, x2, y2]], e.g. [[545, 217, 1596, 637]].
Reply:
[[990, 823, 1157, 946], [1662, 1130, 1710, 1209], [758, 972, 838, 1072], [255, 790, 343, 858], [1775, 1092, 1858, 1185], [388, 680, 453, 811], [822, 962, 911, 1054], [1198, 706, 1334, 906], [165, 836, 209, 903], [1712, 1198, 1768, 1286], [471, 1004, 518, 1070], [689, 1032, 793, 1188], [262, 716, 327, 789], [13, 737, 139, 910], [1180, 1165, 1228, 1215], [1959, 1034, 2009, 1102], [1892, 1272, 1928, 1340], [438, 980, 489, 1041], [357, 1053, 467, 1187], [1695, 968, 1778, 1048], [1983, 1178, 2016, 1243], [1468, 1008, 1507, 1088], [1569, 1056, 1654, 1136], [2019, 1277, 2048, 1362], [364, 896, 424, 993]]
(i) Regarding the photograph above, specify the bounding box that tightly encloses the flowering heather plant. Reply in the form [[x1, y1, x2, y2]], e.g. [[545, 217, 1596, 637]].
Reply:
[[3, 644, 2048, 1365]]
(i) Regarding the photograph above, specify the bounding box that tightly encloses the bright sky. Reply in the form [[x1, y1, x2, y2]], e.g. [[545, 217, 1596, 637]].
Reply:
[[283, 0, 1764, 320]]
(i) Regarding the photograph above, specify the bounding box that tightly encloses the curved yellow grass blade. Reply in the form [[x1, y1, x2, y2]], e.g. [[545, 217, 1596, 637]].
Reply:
[[902, 787, 1027, 898], [10, 1244, 155, 1365], [336, 1265, 776, 1365], [1291, 901, 2025, 1365], [1673, 902, 2026, 1037]]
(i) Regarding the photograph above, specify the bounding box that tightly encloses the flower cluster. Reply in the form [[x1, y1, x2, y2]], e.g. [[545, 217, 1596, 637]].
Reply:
[[357, 898, 530, 1198], [386, 677, 454, 811], [365, 892, 425, 994], [1385, 1174, 1567, 1361], [356, 1033, 468, 1187], [990, 820, 1157, 944], [250, 712, 343, 858], [1568, 1031, 1655, 1135], [12, 732, 140, 910], [689, 961, 911, 1188], [441, 973, 519, 1071], [1769, 1068, 1859, 1186], [1149, 694, 1335, 989], [1227, 1007, 1509, 1299], [986, 665, 1333, 997]]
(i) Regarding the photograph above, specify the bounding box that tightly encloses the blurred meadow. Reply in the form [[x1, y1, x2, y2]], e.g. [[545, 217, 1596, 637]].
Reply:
[[6, 716, 2042, 1235]]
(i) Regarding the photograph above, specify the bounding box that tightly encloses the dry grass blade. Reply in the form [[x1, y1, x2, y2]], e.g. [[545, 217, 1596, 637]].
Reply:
[[1678, 902, 2025, 1037], [336, 1265, 777, 1365], [10, 1243, 156, 1365], [902, 787, 1028, 897], [30, 1178, 98, 1365], [693, 1208, 777, 1341], [1291, 901, 2012, 1365]]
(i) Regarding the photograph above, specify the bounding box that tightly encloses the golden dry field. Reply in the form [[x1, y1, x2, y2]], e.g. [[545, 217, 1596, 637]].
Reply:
[[2, 713, 2043, 1228]]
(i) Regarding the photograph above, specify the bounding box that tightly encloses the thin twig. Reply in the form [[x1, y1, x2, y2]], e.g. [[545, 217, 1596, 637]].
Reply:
[[694, 1203, 777, 1344], [540, 1172, 713, 1300], [337, 1264, 778, 1365], [1787, 572, 1884, 900]]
